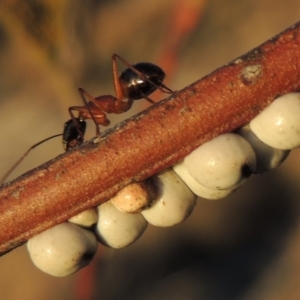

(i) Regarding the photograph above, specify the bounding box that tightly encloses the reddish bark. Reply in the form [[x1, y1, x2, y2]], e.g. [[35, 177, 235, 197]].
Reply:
[[1, 22, 300, 255]]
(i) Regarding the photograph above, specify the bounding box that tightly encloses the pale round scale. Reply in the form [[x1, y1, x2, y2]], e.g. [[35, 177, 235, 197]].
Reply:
[[27, 223, 98, 277], [250, 92, 300, 150], [183, 133, 256, 190], [173, 162, 235, 200], [141, 169, 197, 227], [110, 181, 156, 213], [95, 201, 148, 249], [237, 125, 290, 173], [68, 208, 98, 228]]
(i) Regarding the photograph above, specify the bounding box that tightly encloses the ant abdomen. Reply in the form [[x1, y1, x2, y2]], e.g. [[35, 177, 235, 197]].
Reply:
[[119, 63, 165, 100]]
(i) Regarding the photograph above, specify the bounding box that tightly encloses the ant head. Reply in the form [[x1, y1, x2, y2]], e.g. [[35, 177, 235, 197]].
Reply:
[[119, 62, 166, 100], [63, 118, 87, 151]]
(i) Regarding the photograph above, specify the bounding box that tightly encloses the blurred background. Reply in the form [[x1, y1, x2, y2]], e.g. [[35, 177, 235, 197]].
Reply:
[[1, 0, 300, 299]]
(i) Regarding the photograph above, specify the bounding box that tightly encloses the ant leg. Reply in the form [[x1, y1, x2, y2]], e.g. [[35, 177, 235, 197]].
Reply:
[[78, 88, 112, 135], [142, 95, 156, 105], [78, 88, 102, 136], [109, 56, 134, 112], [111, 54, 126, 101], [157, 83, 173, 94], [111, 54, 157, 106]]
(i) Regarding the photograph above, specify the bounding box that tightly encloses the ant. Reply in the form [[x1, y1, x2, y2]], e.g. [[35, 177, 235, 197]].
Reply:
[[63, 54, 172, 150], [1, 54, 173, 183]]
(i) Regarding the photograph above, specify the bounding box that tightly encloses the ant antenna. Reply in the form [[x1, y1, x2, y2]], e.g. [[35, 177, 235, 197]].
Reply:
[[0, 134, 62, 184]]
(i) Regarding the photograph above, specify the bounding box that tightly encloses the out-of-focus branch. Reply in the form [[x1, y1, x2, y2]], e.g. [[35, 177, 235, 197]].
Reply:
[[1, 22, 300, 256]]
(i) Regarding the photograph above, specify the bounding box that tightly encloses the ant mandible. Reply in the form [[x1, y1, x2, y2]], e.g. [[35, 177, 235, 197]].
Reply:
[[0, 54, 173, 183], [63, 54, 173, 150]]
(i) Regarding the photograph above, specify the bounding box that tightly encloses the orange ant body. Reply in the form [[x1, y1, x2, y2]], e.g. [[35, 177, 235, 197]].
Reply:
[[1, 54, 172, 183]]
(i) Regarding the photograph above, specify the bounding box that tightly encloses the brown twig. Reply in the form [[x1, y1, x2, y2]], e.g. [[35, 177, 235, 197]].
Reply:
[[1, 22, 300, 256]]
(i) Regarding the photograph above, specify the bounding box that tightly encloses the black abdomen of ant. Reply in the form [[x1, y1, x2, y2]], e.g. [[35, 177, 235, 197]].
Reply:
[[119, 63, 166, 100]]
